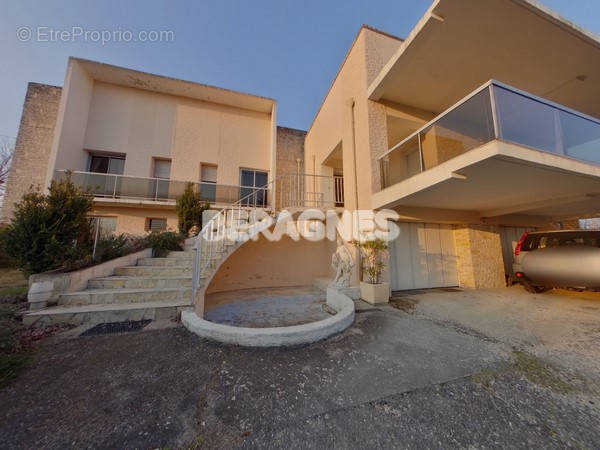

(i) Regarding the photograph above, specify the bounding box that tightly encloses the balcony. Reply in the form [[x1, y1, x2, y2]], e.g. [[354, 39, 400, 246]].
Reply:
[[275, 173, 344, 209], [54, 170, 268, 206], [54, 170, 344, 210], [374, 80, 600, 219], [380, 80, 600, 189]]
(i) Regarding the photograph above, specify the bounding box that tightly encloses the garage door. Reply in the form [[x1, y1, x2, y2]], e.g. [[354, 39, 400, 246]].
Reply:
[[389, 223, 459, 291]]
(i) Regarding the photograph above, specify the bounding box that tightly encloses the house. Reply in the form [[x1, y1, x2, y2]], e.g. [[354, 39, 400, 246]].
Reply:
[[2, 57, 309, 235], [306, 0, 600, 291], [7, 0, 600, 327]]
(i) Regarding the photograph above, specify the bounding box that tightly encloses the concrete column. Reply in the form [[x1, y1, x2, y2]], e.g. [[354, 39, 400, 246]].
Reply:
[[366, 100, 389, 194], [454, 225, 506, 289]]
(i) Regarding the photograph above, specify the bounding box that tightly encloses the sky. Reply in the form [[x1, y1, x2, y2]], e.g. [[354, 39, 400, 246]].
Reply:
[[1, 0, 600, 141]]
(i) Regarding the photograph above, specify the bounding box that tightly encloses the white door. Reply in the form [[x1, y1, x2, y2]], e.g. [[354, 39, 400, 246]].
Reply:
[[389, 223, 459, 291]]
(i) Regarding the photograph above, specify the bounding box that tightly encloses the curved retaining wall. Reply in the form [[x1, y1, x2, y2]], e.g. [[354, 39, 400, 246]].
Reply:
[[182, 286, 355, 347]]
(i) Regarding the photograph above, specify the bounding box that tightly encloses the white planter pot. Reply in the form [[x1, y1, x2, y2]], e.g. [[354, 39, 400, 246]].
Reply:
[[359, 281, 390, 305]]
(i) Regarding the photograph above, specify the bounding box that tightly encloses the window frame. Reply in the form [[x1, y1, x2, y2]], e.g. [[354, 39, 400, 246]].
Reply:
[[145, 217, 168, 232], [87, 152, 126, 175], [152, 158, 172, 180]]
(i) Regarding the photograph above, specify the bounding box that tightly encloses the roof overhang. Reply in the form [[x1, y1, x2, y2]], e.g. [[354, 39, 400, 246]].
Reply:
[[372, 140, 600, 220], [368, 0, 600, 118], [71, 57, 275, 114]]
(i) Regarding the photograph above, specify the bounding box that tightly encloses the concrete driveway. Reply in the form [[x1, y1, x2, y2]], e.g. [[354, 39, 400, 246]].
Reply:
[[392, 285, 600, 383], [1, 288, 599, 448]]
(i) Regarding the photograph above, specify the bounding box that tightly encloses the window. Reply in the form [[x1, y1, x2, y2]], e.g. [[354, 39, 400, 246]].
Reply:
[[523, 232, 600, 251], [89, 154, 125, 174], [146, 218, 167, 232], [201, 164, 217, 184], [91, 216, 117, 236], [153, 159, 171, 179], [240, 169, 268, 206], [200, 164, 218, 203]]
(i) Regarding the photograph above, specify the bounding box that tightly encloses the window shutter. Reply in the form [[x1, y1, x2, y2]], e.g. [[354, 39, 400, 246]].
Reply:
[[148, 218, 167, 231], [153, 160, 171, 179], [201, 165, 217, 183]]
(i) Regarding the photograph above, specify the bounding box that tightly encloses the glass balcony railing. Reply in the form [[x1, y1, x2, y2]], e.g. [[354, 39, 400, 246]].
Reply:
[[53, 170, 269, 206], [379, 80, 600, 189]]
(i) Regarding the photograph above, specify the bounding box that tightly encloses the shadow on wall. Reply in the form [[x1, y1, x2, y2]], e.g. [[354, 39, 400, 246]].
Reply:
[[206, 234, 336, 300]]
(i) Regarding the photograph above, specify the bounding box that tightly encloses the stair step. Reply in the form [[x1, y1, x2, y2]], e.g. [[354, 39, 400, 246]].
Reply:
[[23, 300, 192, 328], [166, 251, 194, 259], [58, 287, 192, 306], [137, 257, 194, 267], [89, 276, 192, 289], [115, 266, 192, 277]]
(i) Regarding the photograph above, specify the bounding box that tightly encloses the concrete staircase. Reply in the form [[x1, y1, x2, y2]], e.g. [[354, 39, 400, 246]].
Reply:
[[190, 210, 278, 316], [23, 250, 195, 327]]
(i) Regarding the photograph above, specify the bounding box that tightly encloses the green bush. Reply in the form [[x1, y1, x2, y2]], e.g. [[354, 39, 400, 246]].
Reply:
[[176, 183, 210, 236], [92, 233, 148, 265], [0, 178, 93, 275], [0, 226, 13, 268], [145, 231, 184, 257]]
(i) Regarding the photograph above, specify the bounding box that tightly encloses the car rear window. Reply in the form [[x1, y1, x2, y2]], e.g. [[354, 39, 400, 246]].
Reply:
[[522, 231, 600, 251]]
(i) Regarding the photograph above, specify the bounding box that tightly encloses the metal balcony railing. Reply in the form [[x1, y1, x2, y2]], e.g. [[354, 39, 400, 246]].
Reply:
[[54, 170, 268, 205], [379, 80, 600, 190], [275, 173, 344, 209]]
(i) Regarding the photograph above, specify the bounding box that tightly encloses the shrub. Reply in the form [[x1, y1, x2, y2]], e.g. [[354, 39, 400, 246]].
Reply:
[[0, 226, 13, 268], [1, 178, 93, 275], [176, 183, 210, 236], [92, 233, 147, 264], [145, 231, 184, 257]]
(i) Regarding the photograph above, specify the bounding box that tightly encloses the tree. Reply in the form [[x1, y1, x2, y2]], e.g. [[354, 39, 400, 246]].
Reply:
[[0, 137, 15, 204], [0, 176, 93, 275], [176, 183, 210, 236]]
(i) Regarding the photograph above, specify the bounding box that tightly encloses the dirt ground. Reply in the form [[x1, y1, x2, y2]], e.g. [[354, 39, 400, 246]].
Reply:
[[0, 285, 599, 448]]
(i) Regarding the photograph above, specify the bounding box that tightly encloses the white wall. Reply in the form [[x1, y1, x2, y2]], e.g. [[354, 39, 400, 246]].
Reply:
[[51, 68, 273, 188], [46, 59, 94, 186]]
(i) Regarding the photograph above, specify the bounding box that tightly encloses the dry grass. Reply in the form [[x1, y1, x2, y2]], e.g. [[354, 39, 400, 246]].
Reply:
[[389, 296, 419, 313], [512, 350, 575, 394], [0, 268, 27, 298], [472, 350, 577, 394]]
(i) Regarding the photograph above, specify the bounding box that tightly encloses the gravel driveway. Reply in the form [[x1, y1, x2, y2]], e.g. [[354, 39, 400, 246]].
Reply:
[[393, 285, 600, 383], [1, 288, 599, 449]]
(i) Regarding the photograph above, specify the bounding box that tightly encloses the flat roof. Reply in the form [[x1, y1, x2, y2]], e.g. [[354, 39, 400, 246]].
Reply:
[[71, 57, 275, 114], [368, 0, 600, 118]]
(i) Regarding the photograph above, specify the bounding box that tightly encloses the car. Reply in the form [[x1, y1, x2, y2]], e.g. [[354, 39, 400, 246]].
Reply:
[[513, 229, 600, 293]]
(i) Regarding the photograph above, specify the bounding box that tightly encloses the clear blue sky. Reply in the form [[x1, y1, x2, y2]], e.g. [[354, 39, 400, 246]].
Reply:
[[1, 0, 600, 140]]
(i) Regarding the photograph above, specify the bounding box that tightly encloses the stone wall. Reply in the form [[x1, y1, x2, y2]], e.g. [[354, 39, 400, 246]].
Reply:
[[276, 126, 305, 179], [454, 225, 506, 289], [1, 83, 62, 222]]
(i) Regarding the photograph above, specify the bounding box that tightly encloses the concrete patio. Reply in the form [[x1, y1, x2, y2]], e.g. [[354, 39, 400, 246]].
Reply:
[[204, 286, 330, 327]]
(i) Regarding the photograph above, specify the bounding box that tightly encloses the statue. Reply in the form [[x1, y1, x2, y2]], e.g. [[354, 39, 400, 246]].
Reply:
[[331, 236, 354, 288]]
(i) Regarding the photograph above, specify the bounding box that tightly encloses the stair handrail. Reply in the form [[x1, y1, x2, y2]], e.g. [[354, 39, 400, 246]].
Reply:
[[189, 172, 343, 305], [191, 177, 279, 304]]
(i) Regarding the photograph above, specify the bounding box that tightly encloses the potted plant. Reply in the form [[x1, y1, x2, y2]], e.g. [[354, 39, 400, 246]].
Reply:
[[353, 237, 390, 304]]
